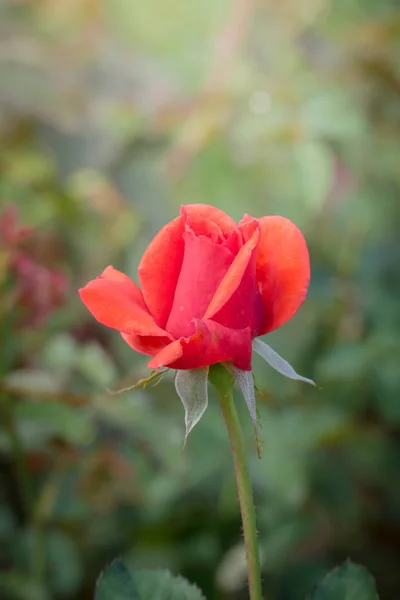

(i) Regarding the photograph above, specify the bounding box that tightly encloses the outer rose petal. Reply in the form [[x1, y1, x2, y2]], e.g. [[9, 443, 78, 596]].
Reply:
[[99, 266, 147, 309], [138, 216, 185, 328], [181, 204, 237, 239], [148, 319, 252, 371], [147, 339, 184, 368], [166, 229, 234, 338], [79, 278, 167, 336], [256, 216, 310, 334], [121, 332, 173, 356]]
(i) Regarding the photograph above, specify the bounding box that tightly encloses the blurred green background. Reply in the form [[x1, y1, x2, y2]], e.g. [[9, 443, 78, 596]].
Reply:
[[0, 0, 399, 599]]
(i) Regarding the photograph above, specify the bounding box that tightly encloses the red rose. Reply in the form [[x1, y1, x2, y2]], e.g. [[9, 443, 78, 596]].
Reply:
[[79, 204, 310, 371]]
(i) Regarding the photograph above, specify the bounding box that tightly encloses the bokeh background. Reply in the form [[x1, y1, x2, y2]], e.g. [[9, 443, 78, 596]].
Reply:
[[0, 0, 399, 599]]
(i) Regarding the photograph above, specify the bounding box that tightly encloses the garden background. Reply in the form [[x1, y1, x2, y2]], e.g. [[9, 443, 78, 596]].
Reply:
[[0, 0, 399, 599]]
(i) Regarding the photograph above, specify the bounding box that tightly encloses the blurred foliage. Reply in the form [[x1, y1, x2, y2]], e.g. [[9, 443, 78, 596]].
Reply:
[[0, 0, 399, 599], [95, 559, 206, 600], [309, 561, 379, 600]]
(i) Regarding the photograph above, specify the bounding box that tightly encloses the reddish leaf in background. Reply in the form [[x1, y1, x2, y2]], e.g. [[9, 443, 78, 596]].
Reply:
[[0, 204, 33, 248], [0, 205, 68, 327]]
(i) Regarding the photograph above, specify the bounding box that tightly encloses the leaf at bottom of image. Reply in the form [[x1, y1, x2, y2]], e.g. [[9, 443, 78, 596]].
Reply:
[[310, 560, 379, 600], [95, 557, 206, 600]]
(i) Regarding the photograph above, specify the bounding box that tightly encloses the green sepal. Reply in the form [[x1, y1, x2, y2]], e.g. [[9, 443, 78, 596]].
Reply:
[[225, 365, 262, 458], [253, 338, 315, 386], [174, 367, 209, 446]]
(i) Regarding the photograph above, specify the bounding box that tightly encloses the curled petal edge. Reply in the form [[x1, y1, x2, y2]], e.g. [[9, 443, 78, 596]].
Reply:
[[148, 319, 252, 371]]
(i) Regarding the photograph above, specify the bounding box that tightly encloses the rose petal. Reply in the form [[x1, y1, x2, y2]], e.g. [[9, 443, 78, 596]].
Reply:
[[181, 204, 237, 238], [256, 216, 310, 334], [138, 216, 185, 328], [212, 223, 265, 335], [149, 319, 252, 371], [166, 229, 234, 338], [222, 229, 242, 254], [238, 214, 259, 242], [183, 216, 224, 243], [79, 278, 167, 336], [147, 338, 184, 369], [99, 266, 147, 309], [204, 223, 261, 328], [121, 332, 173, 356], [99, 265, 134, 283]]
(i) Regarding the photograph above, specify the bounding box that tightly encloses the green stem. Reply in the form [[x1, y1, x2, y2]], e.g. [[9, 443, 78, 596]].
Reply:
[[218, 390, 262, 600]]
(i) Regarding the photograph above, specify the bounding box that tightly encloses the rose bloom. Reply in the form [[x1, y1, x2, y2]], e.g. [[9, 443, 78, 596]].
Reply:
[[79, 204, 309, 372]]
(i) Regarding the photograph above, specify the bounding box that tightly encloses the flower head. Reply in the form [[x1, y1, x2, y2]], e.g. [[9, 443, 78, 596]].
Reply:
[[79, 204, 313, 444], [79, 204, 310, 371]]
